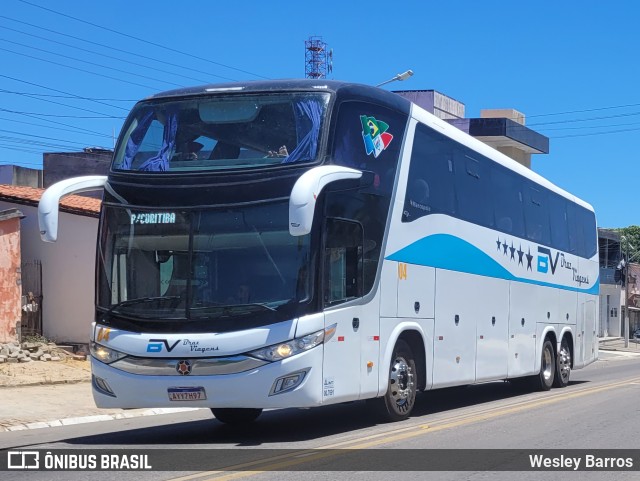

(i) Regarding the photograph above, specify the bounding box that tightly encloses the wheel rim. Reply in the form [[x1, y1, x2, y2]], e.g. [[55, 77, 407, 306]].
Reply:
[[542, 346, 553, 382], [389, 356, 414, 410], [558, 344, 571, 383]]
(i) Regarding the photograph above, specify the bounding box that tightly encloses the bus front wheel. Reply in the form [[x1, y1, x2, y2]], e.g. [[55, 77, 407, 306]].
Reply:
[[369, 339, 416, 422], [211, 408, 262, 425]]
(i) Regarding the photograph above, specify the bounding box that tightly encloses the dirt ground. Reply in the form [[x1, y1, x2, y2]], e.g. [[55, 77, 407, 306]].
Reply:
[[0, 359, 91, 387]]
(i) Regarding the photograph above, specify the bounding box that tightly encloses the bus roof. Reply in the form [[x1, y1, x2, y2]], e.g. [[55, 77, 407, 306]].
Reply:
[[144, 79, 412, 114]]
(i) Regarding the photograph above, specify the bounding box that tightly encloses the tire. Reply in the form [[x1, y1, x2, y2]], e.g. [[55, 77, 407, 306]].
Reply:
[[553, 337, 571, 388], [535, 339, 555, 391], [211, 408, 262, 425], [369, 339, 417, 422]]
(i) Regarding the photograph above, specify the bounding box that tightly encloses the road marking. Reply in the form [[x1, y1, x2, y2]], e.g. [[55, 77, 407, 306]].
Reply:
[[168, 377, 640, 481]]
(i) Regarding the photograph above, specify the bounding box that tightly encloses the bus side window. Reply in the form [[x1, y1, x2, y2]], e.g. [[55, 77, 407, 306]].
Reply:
[[492, 166, 525, 237], [403, 123, 456, 222], [524, 185, 550, 245], [455, 152, 493, 228], [548, 194, 570, 253], [323, 218, 363, 306]]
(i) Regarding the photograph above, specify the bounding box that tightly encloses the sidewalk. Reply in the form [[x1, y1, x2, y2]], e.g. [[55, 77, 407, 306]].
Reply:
[[598, 337, 640, 353], [0, 359, 200, 432], [1, 338, 638, 433]]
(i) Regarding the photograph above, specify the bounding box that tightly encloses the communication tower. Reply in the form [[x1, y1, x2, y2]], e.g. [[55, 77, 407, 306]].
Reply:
[[305, 36, 333, 79]]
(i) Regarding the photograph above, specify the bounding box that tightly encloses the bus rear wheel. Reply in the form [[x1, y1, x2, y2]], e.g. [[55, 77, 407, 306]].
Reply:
[[369, 339, 416, 422], [211, 408, 262, 425], [535, 339, 555, 391], [553, 337, 571, 388]]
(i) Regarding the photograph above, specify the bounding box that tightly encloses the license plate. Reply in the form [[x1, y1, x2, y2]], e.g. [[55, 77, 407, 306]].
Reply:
[[168, 387, 207, 401]]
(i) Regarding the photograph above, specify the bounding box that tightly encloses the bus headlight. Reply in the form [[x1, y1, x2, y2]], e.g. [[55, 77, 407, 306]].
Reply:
[[249, 324, 336, 362], [90, 342, 127, 364]]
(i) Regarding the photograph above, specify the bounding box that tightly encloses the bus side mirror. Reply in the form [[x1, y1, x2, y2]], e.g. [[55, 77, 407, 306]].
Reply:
[[289, 165, 362, 236], [38, 175, 108, 242]]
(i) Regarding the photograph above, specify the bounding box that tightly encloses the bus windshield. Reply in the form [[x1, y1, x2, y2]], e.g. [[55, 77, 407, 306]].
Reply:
[[97, 201, 312, 322], [112, 92, 330, 173]]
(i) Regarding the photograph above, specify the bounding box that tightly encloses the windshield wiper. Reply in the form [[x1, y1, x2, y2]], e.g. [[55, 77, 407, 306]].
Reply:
[[189, 301, 277, 318], [99, 296, 182, 324], [230, 302, 277, 312]]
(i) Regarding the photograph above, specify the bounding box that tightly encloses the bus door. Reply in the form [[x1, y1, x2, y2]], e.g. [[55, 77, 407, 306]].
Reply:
[[321, 218, 364, 403]]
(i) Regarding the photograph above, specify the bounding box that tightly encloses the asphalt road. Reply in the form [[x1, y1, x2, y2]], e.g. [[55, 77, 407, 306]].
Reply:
[[2, 350, 640, 481]]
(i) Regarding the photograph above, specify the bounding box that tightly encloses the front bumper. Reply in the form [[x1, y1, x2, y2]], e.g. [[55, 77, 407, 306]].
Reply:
[[90, 346, 323, 409]]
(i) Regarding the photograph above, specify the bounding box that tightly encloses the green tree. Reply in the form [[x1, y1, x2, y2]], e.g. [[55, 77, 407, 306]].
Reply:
[[618, 225, 640, 262]]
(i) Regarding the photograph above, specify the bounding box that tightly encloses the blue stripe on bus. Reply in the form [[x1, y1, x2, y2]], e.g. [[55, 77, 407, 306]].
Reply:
[[386, 234, 600, 295]]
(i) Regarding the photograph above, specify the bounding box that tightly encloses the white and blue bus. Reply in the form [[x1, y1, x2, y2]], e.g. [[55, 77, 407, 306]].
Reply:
[[39, 80, 598, 424]]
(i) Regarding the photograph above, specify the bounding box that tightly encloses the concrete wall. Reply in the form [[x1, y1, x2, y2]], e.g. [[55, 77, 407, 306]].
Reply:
[[0, 201, 98, 343], [599, 284, 623, 337], [0, 165, 43, 188], [43, 152, 110, 198], [0, 215, 22, 342]]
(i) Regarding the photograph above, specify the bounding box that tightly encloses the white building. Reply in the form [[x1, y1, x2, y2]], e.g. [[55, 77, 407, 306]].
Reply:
[[0, 184, 100, 345]]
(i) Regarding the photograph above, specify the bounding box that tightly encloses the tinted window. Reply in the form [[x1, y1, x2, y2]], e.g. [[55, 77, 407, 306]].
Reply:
[[491, 167, 525, 237], [330, 101, 408, 295], [567, 203, 583, 255], [403, 123, 456, 222], [456, 152, 493, 228], [580, 208, 598, 258], [548, 193, 570, 253], [332, 101, 407, 196], [524, 185, 551, 245]]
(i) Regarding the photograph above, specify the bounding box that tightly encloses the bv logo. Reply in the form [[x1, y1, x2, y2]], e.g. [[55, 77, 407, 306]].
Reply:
[[147, 339, 181, 353], [97, 327, 111, 342], [537, 247, 559, 275]]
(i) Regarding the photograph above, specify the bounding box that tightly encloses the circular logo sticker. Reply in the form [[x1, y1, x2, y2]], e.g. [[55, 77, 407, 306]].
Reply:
[[176, 360, 192, 375]]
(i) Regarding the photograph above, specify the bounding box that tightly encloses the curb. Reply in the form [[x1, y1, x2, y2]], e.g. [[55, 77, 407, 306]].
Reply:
[[0, 379, 90, 388], [1, 408, 202, 432]]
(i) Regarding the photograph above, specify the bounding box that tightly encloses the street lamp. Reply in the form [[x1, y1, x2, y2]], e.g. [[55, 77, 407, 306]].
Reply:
[[376, 69, 414, 88]]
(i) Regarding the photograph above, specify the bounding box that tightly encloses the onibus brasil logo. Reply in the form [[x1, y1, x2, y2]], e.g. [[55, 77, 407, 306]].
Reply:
[[361, 115, 393, 158]]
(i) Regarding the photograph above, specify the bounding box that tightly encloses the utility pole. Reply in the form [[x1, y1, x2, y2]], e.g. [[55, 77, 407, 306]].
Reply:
[[624, 238, 630, 348]]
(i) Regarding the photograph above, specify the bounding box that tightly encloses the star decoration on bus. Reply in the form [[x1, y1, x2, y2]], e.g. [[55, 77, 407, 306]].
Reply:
[[494, 238, 536, 272], [526, 248, 533, 271], [517, 245, 524, 265]]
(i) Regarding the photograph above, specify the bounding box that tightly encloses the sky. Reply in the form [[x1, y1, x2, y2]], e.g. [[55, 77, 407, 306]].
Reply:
[[0, 0, 638, 228]]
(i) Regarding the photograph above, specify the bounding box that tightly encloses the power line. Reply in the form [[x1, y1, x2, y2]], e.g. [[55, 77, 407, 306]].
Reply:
[[0, 37, 187, 89], [0, 115, 112, 139], [0, 129, 109, 148], [0, 109, 117, 137], [0, 135, 90, 150], [0, 88, 135, 102], [552, 126, 640, 139], [527, 101, 640, 119], [0, 143, 46, 155], [0, 73, 129, 112], [0, 88, 124, 118], [0, 45, 165, 91], [0, 107, 123, 119], [0, 23, 214, 86], [538, 120, 640, 132], [17, 0, 269, 80], [528, 110, 640, 127], [0, 14, 238, 82]]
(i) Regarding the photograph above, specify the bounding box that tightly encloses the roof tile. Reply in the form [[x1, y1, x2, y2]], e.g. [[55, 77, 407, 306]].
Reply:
[[0, 184, 101, 217]]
